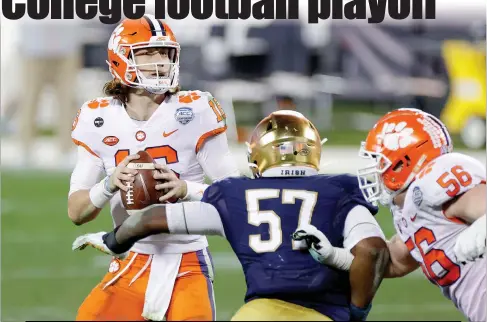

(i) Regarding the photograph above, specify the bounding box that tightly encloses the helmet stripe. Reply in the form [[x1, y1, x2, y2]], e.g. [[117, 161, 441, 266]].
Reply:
[[428, 114, 451, 147], [157, 20, 166, 36], [144, 14, 165, 37], [143, 16, 157, 36]]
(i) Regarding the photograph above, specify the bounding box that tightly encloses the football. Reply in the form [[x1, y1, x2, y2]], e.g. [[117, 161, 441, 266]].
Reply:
[[120, 151, 165, 212]]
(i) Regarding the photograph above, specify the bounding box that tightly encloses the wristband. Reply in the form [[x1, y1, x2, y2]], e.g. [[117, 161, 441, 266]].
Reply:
[[329, 247, 355, 270], [310, 246, 355, 271], [89, 177, 115, 209], [182, 181, 209, 201], [102, 226, 136, 254], [350, 302, 372, 321]]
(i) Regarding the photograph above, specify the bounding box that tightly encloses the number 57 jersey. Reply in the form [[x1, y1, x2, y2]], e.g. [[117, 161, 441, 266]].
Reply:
[[71, 91, 227, 254], [396, 152, 486, 322], [202, 174, 379, 321]]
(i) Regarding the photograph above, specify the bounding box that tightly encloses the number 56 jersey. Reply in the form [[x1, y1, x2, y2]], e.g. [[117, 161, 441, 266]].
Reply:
[[396, 152, 486, 322], [71, 91, 228, 254]]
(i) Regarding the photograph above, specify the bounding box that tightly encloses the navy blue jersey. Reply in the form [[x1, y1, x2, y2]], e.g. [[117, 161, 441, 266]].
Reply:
[[202, 174, 378, 320]]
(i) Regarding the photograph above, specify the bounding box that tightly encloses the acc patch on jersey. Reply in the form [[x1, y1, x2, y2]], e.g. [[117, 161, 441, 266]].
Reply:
[[175, 107, 194, 125], [412, 186, 423, 207]]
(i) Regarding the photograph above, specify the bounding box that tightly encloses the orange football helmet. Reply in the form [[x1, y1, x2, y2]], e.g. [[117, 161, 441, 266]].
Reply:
[[357, 108, 453, 205], [106, 14, 179, 94]]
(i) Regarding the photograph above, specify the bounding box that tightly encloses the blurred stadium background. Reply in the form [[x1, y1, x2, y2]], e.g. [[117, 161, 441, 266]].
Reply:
[[1, 1, 485, 320]]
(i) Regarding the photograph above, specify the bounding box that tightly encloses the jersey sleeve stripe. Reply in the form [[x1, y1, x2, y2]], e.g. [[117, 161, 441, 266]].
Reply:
[[72, 139, 100, 159], [195, 126, 227, 154]]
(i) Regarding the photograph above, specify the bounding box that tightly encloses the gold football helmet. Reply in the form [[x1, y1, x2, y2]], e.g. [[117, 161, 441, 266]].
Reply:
[[247, 110, 322, 177]]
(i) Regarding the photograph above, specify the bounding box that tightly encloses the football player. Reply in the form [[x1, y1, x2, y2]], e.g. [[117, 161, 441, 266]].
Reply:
[[68, 15, 239, 321], [295, 109, 486, 322], [73, 110, 390, 321]]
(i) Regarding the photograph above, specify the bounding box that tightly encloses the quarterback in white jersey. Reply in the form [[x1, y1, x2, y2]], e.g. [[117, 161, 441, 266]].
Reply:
[[295, 109, 486, 322], [68, 16, 238, 321]]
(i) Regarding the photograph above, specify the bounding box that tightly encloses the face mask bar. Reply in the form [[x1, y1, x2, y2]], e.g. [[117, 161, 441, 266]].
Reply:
[[357, 142, 393, 206], [120, 42, 180, 94], [246, 142, 260, 178]]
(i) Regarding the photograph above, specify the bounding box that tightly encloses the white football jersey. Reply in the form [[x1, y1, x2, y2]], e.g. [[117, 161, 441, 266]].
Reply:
[[393, 153, 486, 322], [71, 90, 228, 254]]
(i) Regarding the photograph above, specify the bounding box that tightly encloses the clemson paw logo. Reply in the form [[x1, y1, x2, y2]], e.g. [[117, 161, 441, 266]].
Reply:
[[88, 99, 110, 109], [108, 25, 124, 51], [379, 122, 415, 151], [178, 92, 201, 104]]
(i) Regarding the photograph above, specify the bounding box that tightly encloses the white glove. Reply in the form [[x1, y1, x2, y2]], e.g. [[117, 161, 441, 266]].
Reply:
[[454, 215, 486, 263], [292, 224, 354, 270], [72, 231, 129, 260]]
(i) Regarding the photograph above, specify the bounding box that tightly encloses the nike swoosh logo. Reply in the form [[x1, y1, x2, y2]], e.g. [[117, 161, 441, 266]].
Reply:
[[177, 271, 191, 278], [411, 214, 417, 222], [163, 129, 178, 137]]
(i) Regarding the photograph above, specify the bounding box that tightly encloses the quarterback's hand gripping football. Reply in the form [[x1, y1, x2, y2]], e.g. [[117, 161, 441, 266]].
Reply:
[[108, 154, 140, 192], [292, 224, 334, 264], [454, 215, 486, 263], [153, 163, 187, 203], [72, 232, 129, 260]]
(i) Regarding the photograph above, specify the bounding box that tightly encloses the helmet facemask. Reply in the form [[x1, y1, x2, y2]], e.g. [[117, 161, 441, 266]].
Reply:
[[358, 141, 429, 206], [112, 41, 180, 95], [357, 142, 394, 206]]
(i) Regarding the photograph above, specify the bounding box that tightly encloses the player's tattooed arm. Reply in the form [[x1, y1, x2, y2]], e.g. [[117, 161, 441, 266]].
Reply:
[[349, 237, 389, 320], [102, 202, 225, 254], [103, 204, 170, 254], [384, 234, 419, 278]]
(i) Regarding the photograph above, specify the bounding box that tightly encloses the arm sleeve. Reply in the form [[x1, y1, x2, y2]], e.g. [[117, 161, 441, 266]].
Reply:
[[343, 205, 386, 250], [68, 146, 105, 197], [71, 104, 99, 158], [193, 92, 228, 155], [182, 123, 240, 201], [196, 131, 241, 181], [165, 202, 225, 237]]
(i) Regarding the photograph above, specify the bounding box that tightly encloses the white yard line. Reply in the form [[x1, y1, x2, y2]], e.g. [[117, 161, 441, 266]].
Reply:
[[2, 137, 484, 173], [4, 251, 428, 281]]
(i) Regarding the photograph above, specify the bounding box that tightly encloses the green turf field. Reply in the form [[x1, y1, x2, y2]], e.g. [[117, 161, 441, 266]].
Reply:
[[1, 171, 466, 321]]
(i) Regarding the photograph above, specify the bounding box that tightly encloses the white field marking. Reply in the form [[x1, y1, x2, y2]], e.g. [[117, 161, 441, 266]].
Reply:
[[5, 251, 429, 281], [2, 138, 483, 173]]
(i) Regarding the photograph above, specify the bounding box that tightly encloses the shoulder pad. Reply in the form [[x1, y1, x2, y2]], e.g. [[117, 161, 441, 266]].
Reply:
[[176, 90, 212, 106], [411, 153, 486, 209]]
